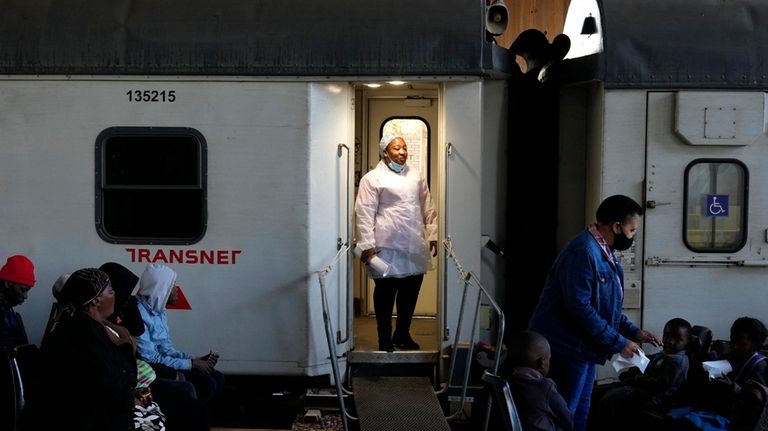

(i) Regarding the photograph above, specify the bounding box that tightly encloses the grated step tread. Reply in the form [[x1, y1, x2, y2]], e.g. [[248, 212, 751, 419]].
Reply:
[[352, 376, 450, 431]]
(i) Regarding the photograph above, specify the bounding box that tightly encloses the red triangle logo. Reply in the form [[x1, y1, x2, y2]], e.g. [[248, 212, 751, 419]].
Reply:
[[166, 287, 192, 310]]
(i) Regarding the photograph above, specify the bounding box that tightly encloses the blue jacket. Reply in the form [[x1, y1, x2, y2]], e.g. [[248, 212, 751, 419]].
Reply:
[[529, 229, 639, 364], [136, 297, 192, 370]]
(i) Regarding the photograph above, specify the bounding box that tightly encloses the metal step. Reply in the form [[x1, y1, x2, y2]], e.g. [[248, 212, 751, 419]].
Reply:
[[347, 350, 439, 365], [352, 376, 450, 431]]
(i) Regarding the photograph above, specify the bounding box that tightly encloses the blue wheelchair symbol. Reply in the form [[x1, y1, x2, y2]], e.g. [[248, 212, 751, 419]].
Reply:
[[706, 195, 729, 217]]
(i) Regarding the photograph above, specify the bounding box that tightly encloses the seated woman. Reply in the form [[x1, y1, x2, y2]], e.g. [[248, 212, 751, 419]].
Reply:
[[36, 268, 137, 431], [136, 263, 224, 404], [102, 261, 208, 431]]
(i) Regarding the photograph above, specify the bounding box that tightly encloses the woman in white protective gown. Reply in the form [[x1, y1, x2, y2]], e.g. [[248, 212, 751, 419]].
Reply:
[[355, 133, 437, 352]]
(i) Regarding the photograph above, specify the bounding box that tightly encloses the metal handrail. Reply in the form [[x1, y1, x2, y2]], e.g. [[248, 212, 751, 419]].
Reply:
[[315, 245, 358, 430], [438, 238, 506, 431]]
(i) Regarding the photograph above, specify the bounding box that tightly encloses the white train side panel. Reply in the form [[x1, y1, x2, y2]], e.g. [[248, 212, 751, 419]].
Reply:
[[0, 79, 351, 375]]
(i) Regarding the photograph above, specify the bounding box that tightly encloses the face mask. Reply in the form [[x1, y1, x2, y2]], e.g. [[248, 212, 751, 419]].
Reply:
[[612, 231, 634, 251], [387, 160, 405, 173]]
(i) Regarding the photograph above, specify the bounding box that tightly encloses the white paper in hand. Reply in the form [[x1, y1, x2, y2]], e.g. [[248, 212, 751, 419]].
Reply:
[[353, 245, 391, 277], [611, 349, 650, 374], [702, 360, 732, 379]]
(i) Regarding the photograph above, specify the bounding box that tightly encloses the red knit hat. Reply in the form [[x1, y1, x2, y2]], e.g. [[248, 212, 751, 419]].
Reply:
[[0, 255, 36, 287]]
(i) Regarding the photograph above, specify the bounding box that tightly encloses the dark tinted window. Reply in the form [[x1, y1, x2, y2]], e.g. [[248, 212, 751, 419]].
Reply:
[[96, 127, 207, 244], [104, 136, 200, 186]]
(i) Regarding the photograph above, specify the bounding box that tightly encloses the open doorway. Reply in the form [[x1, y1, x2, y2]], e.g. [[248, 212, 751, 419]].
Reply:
[[352, 83, 441, 353]]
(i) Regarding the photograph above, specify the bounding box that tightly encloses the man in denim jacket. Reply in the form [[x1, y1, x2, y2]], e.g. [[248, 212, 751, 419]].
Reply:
[[529, 195, 661, 431]]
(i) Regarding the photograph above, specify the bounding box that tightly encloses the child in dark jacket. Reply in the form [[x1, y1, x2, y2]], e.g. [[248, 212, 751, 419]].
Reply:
[[726, 316, 767, 391], [598, 317, 691, 430], [701, 316, 768, 420], [508, 330, 573, 431]]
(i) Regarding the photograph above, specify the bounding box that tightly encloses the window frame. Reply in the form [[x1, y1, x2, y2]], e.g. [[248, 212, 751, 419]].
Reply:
[[95, 126, 208, 245], [682, 158, 749, 253]]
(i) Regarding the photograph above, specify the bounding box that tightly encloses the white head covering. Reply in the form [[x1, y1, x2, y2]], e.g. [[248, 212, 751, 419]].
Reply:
[[379, 133, 397, 156], [138, 264, 177, 314]]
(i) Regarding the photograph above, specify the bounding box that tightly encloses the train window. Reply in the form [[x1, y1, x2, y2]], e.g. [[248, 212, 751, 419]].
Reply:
[[95, 127, 207, 244], [381, 118, 430, 179], [683, 160, 748, 252]]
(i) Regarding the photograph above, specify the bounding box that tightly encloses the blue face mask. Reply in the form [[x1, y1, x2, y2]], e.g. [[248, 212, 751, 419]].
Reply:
[[387, 160, 405, 173]]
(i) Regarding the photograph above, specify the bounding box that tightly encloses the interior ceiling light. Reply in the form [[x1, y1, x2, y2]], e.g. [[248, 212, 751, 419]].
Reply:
[[364, 83, 382, 88], [387, 81, 406, 86]]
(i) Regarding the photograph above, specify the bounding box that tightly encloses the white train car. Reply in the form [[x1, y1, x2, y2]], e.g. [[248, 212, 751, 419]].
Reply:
[[549, 0, 768, 377], [0, 0, 512, 378]]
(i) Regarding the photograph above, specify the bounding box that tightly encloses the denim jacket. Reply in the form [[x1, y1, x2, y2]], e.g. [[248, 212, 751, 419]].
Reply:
[[529, 229, 639, 364]]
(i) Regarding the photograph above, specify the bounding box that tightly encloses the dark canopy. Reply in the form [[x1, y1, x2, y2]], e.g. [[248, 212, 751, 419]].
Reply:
[[0, 0, 513, 76], [566, 0, 768, 89]]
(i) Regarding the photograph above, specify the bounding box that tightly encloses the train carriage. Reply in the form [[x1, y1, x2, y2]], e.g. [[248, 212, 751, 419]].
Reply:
[[0, 0, 512, 379]]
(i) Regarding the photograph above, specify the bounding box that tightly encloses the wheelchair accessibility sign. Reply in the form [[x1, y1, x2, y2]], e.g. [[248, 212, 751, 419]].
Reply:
[[706, 194, 729, 217]]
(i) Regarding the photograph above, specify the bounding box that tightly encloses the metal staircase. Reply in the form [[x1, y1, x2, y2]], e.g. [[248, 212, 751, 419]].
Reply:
[[314, 239, 521, 431]]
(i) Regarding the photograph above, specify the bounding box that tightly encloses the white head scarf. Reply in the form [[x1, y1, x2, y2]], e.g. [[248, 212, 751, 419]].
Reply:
[[137, 264, 177, 314], [379, 133, 397, 156]]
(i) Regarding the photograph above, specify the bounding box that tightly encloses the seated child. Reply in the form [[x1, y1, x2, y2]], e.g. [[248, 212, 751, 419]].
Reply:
[[702, 316, 768, 417], [598, 318, 691, 430], [668, 317, 768, 430], [507, 330, 573, 431], [726, 316, 767, 390]]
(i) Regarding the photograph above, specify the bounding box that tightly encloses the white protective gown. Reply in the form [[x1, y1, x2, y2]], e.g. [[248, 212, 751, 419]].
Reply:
[[355, 160, 438, 278]]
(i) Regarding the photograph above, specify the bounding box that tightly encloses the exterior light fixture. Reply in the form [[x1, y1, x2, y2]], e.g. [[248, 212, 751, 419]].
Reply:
[[580, 13, 598, 36]]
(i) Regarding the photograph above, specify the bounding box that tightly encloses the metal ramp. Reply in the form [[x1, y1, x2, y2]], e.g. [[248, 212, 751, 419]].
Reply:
[[353, 376, 450, 431]]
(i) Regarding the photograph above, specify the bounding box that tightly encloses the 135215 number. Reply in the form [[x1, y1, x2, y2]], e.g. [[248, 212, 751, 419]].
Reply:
[[126, 90, 176, 102]]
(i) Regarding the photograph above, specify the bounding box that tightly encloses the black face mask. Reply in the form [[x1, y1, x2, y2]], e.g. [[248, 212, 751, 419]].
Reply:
[[612, 231, 634, 251]]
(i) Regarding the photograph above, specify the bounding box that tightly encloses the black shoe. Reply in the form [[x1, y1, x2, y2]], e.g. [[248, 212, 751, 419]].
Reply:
[[378, 343, 395, 352], [392, 333, 420, 350]]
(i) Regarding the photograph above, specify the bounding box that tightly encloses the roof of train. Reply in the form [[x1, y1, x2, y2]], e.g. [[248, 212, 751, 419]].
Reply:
[[591, 0, 768, 88], [0, 0, 514, 77]]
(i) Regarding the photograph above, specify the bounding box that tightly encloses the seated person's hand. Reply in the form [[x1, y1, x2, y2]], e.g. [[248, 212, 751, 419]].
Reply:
[[619, 367, 642, 382], [203, 350, 220, 366], [714, 374, 737, 392], [192, 358, 214, 375]]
